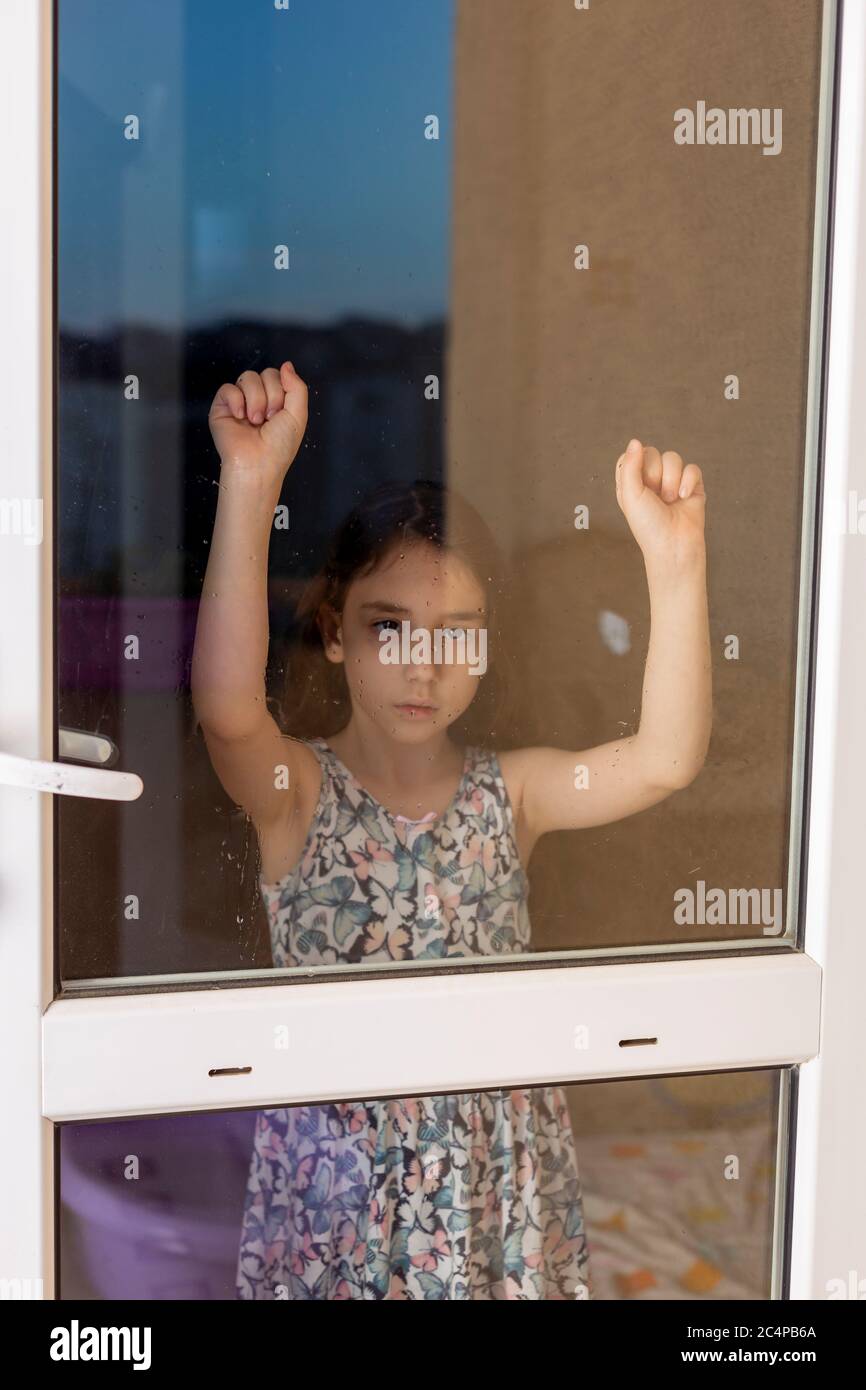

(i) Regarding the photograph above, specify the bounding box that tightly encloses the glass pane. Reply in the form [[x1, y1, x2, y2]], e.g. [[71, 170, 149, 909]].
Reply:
[[57, 0, 833, 984], [59, 1068, 788, 1300]]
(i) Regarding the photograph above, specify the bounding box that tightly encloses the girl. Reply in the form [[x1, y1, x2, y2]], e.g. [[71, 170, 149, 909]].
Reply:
[[191, 361, 711, 1300]]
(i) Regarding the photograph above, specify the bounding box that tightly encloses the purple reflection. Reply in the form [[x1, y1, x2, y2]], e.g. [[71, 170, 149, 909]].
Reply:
[[57, 598, 201, 694], [60, 1110, 256, 1300]]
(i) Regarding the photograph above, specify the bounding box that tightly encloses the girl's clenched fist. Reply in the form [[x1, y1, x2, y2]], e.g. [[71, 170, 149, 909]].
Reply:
[[615, 438, 706, 571], [208, 361, 308, 482]]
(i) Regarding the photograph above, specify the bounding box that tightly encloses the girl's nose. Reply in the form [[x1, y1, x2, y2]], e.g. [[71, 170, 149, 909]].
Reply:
[[405, 643, 436, 678], [406, 667, 435, 682]]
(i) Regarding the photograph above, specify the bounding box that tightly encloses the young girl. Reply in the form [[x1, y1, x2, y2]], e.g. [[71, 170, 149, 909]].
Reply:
[[192, 361, 711, 1300]]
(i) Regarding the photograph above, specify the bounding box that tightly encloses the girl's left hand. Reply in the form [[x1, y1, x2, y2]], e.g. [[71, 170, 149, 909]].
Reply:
[[615, 438, 706, 569]]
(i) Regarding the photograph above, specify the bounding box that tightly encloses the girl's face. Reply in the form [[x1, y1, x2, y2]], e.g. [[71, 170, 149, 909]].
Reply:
[[322, 539, 489, 744]]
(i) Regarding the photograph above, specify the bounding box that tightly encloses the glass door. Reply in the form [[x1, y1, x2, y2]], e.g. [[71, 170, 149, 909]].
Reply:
[[3, 0, 863, 1309]]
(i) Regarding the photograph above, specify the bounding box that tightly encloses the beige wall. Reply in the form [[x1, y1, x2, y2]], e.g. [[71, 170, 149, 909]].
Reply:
[[446, 0, 825, 949]]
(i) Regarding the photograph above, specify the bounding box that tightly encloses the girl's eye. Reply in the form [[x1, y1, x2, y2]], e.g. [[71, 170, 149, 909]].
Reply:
[[440, 626, 467, 639], [372, 619, 401, 633]]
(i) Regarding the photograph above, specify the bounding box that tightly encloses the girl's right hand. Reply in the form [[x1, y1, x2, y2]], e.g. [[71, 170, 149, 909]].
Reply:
[[208, 362, 308, 483]]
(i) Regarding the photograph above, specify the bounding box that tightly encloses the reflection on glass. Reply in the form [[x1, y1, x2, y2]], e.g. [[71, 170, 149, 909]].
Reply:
[[59, 1070, 784, 1300], [194, 434, 711, 975], [58, 0, 827, 982]]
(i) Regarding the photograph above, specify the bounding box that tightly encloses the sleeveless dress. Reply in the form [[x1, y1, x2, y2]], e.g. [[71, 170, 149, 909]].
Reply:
[[235, 735, 592, 1300]]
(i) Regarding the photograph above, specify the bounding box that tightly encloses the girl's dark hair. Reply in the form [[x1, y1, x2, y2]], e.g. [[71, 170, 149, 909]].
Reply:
[[275, 478, 515, 747]]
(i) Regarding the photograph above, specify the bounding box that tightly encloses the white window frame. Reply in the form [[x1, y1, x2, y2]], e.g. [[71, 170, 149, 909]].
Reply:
[[1, 0, 862, 1303]]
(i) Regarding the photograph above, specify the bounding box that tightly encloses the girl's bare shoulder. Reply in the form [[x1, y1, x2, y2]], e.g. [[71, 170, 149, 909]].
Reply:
[[255, 736, 327, 885], [492, 746, 537, 817], [250, 733, 325, 839], [285, 733, 319, 762], [286, 735, 328, 802]]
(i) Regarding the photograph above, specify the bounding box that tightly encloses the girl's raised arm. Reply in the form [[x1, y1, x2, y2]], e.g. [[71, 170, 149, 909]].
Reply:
[[513, 439, 712, 838], [191, 362, 309, 831]]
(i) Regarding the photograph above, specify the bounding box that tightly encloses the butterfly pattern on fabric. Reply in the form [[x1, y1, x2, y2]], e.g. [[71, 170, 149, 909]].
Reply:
[[236, 736, 592, 1299]]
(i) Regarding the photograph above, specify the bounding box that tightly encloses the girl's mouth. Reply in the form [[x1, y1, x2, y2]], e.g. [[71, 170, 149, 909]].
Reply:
[[394, 702, 437, 719]]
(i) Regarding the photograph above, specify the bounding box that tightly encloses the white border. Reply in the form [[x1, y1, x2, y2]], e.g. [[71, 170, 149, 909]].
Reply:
[[0, 0, 53, 1300], [0, 0, 851, 1304], [790, 0, 866, 1301]]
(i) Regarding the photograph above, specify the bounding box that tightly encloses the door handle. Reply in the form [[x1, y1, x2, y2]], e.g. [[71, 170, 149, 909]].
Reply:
[[57, 727, 119, 767], [0, 751, 142, 801]]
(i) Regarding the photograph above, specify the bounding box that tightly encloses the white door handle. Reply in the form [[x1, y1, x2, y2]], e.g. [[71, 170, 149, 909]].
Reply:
[[57, 727, 119, 767], [0, 752, 143, 801]]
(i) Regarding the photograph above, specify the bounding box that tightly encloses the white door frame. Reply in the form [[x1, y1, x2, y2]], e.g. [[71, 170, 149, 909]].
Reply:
[[0, 0, 55, 1304], [1, 0, 861, 1303], [788, 0, 866, 1302]]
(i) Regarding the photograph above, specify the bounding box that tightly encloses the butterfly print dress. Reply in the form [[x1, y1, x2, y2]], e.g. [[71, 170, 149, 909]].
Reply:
[[235, 736, 592, 1300]]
